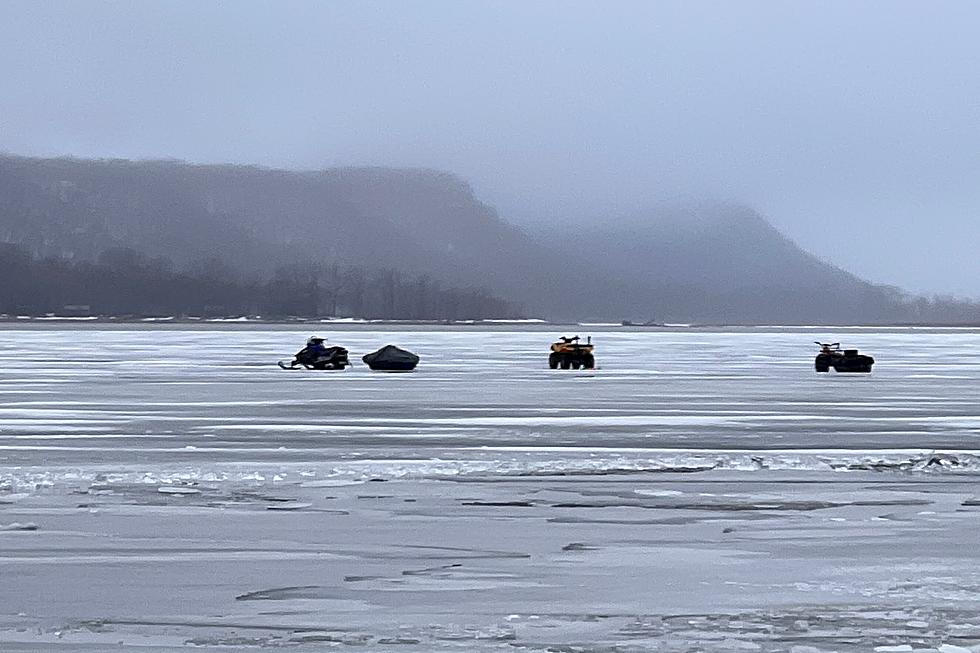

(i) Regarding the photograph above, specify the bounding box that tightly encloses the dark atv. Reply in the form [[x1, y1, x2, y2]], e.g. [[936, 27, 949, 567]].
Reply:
[[549, 336, 596, 370], [814, 342, 874, 373], [279, 344, 352, 370]]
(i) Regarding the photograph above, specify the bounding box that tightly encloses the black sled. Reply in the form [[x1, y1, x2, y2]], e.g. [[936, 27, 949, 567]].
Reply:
[[362, 345, 419, 372]]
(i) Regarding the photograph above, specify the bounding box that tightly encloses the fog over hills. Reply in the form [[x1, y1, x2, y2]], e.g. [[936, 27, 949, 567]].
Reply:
[[1, 154, 977, 324], [539, 203, 927, 323], [4, 3, 980, 299]]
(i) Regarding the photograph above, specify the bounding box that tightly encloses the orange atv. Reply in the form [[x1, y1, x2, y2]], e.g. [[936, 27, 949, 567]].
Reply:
[[549, 336, 595, 369]]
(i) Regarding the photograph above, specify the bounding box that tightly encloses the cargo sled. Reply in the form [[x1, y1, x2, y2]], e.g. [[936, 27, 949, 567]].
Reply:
[[362, 345, 420, 372]]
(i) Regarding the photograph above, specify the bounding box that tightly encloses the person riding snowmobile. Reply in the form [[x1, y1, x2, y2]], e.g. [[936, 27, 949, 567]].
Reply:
[[305, 336, 328, 356], [295, 336, 328, 365], [280, 336, 350, 370], [280, 335, 351, 370]]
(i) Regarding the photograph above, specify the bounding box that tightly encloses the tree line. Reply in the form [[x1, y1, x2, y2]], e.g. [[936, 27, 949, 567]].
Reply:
[[0, 244, 522, 320]]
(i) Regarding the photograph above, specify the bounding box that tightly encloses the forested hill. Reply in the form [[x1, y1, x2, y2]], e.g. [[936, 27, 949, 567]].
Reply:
[[537, 203, 980, 324], [0, 155, 552, 283], [0, 155, 632, 319], [0, 244, 519, 320], [1, 154, 977, 323]]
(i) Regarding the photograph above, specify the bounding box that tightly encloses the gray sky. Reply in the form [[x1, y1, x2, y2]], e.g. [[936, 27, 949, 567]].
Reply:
[[2, 1, 978, 297]]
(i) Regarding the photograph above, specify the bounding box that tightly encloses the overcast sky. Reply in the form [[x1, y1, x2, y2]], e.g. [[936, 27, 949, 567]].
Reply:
[[2, 1, 978, 297]]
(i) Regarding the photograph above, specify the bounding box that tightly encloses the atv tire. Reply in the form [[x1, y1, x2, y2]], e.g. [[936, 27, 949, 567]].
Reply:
[[548, 353, 560, 369], [559, 358, 572, 370]]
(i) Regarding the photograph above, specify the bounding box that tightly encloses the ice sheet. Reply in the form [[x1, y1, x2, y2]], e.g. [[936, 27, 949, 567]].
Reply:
[[2, 326, 980, 651]]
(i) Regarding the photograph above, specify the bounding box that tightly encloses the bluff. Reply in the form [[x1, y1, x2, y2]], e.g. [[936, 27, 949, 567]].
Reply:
[[534, 202, 967, 324], [1, 155, 975, 323]]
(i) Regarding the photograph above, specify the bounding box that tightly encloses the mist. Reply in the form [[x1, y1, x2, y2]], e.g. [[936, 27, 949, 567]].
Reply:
[[2, 1, 978, 297]]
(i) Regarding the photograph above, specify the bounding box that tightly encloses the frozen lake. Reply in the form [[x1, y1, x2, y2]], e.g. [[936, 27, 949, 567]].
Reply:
[[2, 326, 980, 651]]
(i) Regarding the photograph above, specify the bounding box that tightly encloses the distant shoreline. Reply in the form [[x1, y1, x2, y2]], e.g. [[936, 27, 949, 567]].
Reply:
[[0, 317, 978, 332]]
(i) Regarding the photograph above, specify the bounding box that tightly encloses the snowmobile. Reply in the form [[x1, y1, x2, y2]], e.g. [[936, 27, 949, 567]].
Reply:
[[549, 335, 595, 369], [278, 338, 352, 370], [362, 345, 420, 372], [814, 342, 874, 373]]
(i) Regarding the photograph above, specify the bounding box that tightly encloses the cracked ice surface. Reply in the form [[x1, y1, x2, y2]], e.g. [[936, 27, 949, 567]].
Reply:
[[2, 325, 980, 651]]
